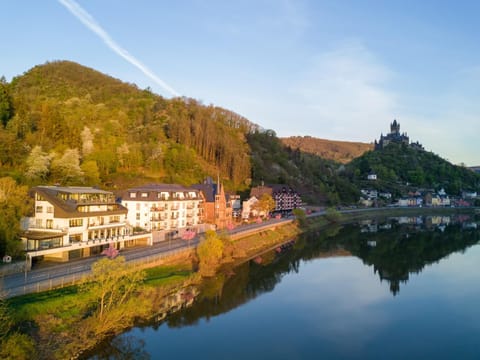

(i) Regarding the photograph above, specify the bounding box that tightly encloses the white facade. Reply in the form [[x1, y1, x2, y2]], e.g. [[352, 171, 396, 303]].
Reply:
[[121, 184, 203, 233], [241, 196, 259, 220], [22, 186, 152, 263]]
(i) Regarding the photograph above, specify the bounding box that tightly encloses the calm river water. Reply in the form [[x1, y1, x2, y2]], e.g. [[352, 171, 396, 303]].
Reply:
[[88, 212, 480, 359]]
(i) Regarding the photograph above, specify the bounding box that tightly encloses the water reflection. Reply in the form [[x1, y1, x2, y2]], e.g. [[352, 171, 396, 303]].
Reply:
[[165, 212, 479, 328], [351, 214, 480, 295], [89, 335, 150, 360], [92, 212, 480, 359]]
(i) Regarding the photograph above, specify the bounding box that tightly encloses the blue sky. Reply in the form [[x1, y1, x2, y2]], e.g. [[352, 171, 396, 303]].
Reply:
[[3, 0, 480, 166]]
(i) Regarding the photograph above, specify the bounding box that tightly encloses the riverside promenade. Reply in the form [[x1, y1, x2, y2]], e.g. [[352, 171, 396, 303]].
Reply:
[[1, 217, 294, 298]]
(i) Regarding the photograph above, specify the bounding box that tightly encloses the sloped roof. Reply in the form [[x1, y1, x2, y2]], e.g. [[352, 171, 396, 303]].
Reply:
[[119, 183, 202, 202], [32, 186, 127, 218], [191, 183, 216, 202]]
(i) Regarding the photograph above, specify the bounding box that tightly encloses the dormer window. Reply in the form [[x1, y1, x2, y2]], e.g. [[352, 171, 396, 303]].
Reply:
[[141, 192, 148, 198], [130, 193, 136, 198]]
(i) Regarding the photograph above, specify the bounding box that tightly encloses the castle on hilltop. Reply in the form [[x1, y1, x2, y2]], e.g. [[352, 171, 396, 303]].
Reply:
[[374, 119, 423, 151]]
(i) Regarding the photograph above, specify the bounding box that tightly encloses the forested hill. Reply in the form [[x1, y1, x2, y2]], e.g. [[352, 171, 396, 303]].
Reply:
[[0, 61, 257, 190], [343, 142, 480, 196], [0, 60, 478, 204], [281, 136, 373, 163]]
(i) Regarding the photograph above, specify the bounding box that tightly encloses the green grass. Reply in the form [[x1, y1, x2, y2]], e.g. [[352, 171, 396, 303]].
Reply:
[[7, 285, 92, 322], [8, 265, 193, 322], [144, 265, 192, 286]]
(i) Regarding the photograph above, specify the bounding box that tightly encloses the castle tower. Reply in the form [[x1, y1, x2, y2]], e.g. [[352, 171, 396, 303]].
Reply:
[[390, 119, 400, 135]]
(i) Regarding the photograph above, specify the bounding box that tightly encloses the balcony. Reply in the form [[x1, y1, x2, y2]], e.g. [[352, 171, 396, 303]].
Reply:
[[23, 221, 67, 233], [88, 221, 126, 230]]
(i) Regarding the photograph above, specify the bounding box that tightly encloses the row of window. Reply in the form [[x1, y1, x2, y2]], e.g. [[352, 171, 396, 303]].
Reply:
[[136, 212, 199, 220], [34, 216, 123, 229], [129, 192, 199, 200], [36, 206, 54, 213], [127, 202, 198, 211]]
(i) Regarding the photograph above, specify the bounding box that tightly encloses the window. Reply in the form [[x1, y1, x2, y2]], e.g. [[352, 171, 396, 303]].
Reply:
[[69, 234, 82, 243], [110, 215, 120, 223], [130, 192, 136, 198], [136, 203, 141, 211], [136, 213, 140, 220], [47, 206, 54, 213], [36, 206, 43, 213], [36, 193, 45, 201], [35, 219, 43, 228], [46, 219, 53, 229], [141, 192, 148, 198], [69, 219, 83, 227]]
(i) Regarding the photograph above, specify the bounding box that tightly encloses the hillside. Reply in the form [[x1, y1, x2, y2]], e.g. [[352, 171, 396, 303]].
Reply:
[[343, 142, 480, 196], [247, 131, 360, 205], [0, 61, 256, 190], [281, 136, 373, 163], [0, 60, 478, 206]]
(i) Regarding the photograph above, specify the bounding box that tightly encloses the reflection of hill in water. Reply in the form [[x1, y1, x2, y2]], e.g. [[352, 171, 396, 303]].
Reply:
[[332, 214, 480, 295], [166, 213, 480, 327]]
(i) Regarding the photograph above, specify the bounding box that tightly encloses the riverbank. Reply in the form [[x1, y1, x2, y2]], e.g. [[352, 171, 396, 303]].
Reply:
[[3, 207, 476, 359], [3, 220, 302, 359]]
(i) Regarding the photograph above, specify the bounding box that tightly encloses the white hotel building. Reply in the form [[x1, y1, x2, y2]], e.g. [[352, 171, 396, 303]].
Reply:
[[21, 186, 152, 265], [120, 184, 205, 242]]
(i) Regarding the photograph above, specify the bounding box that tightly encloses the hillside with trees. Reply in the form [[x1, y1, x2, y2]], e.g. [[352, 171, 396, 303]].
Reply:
[[0, 60, 478, 205], [247, 130, 359, 205], [0, 60, 255, 189], [342, 142, 480, 197], [281, 136, 373, 164]]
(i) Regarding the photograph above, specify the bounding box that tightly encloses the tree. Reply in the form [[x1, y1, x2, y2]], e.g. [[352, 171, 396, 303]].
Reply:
[[85, 256, 145, 321], [50, 148, 84, 184], [325, 207, 342, 223], [81, 126, 94, 156], [0, 295, 12, 342], [0, 77, 13, 128], [25, 145, 51, 181], [197, 230, 224, 277], [292, 208, 307, 227], [81, 160, 100, 185], [0, 288, 35, 359], [253, 193, 276, 217], [0, 177, 31, 257]]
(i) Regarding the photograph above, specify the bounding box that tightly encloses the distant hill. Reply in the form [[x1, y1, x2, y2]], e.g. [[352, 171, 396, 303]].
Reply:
[[344, 142, 480, 196], [281, 136, 373, 163]]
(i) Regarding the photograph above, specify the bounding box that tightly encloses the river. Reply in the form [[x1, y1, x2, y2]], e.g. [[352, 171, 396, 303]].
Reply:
[[86, 212, 480, 359]]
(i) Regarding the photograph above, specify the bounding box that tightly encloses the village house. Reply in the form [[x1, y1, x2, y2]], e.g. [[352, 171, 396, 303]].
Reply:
[[120, 184, 205, 242], [241, 195, 266, 220], [250, 184, 302, 215], [21, 186, 152, 266], [367, 172, 377, 181], [228, 194, 242, 220], [192, 178, 232, 230]]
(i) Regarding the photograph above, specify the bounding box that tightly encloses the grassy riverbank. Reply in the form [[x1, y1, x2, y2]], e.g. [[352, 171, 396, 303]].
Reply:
[[2, 221, 302, 359], [4, 207, 474, 359]]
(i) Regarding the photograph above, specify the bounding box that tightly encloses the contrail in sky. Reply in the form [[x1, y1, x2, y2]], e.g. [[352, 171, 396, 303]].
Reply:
[[58, 0, 180, 97]]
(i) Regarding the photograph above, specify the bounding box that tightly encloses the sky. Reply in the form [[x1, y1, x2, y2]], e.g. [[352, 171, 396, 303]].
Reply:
[[2, 0, 480, 166]]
